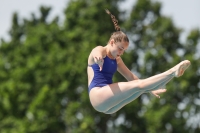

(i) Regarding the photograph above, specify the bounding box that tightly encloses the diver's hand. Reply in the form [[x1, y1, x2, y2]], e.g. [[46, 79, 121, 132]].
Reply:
[[94, 56, 104, 71], [150, 89, 167, 98]]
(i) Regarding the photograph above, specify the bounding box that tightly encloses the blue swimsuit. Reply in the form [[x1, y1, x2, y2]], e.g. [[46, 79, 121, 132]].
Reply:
[[88, 56, 117, 92]]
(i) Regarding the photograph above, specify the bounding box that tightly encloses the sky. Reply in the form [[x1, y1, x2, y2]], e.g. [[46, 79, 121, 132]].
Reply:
[[0, 0, 200, 42]]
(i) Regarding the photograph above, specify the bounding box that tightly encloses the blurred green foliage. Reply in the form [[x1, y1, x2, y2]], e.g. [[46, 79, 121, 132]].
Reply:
[[0, 0, 199, 133]]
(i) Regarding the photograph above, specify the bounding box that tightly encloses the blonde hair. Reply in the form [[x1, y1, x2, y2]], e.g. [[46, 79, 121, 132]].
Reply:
[[105, 9, 129, 43]]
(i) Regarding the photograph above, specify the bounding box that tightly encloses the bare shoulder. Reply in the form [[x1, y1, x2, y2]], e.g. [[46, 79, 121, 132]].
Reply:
[[116, 56, 128, 70], [88, 46, 106, 65], [116, 56, 135, 81], [116, 56, 123, 64], [91, 46, 106, 57], [92, 46, 105, 52]]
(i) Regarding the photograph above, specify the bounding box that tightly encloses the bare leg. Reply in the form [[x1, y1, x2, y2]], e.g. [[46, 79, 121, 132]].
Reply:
[[104, 75, 173, 114], [89, 60, 190, 113]]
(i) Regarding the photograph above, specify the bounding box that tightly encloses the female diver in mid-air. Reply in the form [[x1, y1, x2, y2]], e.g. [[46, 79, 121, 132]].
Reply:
[[87, 9, 191, 114]]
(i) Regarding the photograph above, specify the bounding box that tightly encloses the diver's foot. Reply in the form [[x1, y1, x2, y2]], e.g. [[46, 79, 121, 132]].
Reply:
[[172, 60, 191, 77]]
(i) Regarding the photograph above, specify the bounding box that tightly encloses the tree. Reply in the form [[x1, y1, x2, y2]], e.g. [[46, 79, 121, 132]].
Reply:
[[0, 0, 199, 133], [124, 0, 200, 132], [0, 6, 69, 133]]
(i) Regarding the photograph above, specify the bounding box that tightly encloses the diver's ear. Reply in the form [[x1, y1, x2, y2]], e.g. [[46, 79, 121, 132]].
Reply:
[[110, 39, 115, 46]]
